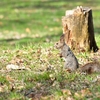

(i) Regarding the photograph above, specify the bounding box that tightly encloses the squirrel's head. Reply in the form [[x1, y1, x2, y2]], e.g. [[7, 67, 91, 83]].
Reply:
[[55, 34, 65, 49]]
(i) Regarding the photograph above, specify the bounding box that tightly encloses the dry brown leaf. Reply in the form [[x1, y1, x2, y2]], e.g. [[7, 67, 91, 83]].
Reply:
[[62, 89, 72, 96], [74, 92, 82, 98], [81, 88, 91, 97], [95, 92, 100, 98], [17, 85, 24, 90], [0, 86, 4, 92], [66, 96, 74, 100], [6, 75, 15, 82]]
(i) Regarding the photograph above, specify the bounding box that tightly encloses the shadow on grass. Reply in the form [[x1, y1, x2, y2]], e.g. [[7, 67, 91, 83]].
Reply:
[[12, 0, 94, 10], [0, 32, 62, 46]]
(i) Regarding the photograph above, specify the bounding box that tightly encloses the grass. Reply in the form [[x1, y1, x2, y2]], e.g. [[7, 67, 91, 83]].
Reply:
[[0, 0, 100, 100]]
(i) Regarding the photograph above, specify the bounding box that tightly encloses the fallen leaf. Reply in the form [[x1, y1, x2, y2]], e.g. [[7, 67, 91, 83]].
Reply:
[[62, 89, 72, 96], [6, 75, 14, 82], [0, 86, 3, 92], [81, 88, 91, 97], [66, 96, 74, 100], [6, 64, 26, 71], [74, 92, 82, 99]]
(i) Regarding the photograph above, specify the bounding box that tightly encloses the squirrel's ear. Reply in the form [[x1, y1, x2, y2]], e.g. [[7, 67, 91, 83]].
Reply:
[[60, 34, 65, 42]]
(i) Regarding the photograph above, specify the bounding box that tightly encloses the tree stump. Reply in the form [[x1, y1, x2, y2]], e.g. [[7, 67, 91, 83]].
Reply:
[[62, 6, 98, 52]]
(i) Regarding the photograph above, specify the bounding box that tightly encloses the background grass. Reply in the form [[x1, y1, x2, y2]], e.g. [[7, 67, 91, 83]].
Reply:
[[0, 0, 100, 100]]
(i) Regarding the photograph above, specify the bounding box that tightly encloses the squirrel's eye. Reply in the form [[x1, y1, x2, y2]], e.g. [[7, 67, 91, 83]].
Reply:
[[56, 42, 58, 45]]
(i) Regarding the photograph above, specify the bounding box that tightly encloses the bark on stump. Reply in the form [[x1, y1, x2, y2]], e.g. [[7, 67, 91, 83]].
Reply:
[[62, 6, 98, 52]]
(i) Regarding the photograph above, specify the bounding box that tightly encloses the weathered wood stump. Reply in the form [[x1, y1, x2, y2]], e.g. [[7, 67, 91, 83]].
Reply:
[[62, 6, 98, 52]]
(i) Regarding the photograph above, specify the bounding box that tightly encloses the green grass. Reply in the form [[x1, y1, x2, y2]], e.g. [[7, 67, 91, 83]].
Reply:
[[0, 0, 100, 100]]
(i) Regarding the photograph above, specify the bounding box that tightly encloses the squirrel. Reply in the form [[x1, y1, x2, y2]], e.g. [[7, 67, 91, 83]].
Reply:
[[55, 33, 100, 74], [55, 34, 79, 72], [79, 62, 100, 74]]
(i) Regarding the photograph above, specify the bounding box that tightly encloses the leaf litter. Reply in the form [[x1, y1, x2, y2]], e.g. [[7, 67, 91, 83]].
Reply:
[[0, 45, 100, 99]]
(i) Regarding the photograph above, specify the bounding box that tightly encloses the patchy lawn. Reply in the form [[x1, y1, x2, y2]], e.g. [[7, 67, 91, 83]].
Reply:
[[0, 0, 100, 100]]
